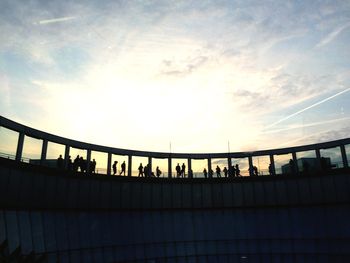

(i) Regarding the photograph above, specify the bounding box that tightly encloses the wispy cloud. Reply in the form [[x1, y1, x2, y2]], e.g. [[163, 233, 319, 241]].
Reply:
[[264, 87, 350, 130], [315, 21, 350, 48], [35, 16, 77, 25]]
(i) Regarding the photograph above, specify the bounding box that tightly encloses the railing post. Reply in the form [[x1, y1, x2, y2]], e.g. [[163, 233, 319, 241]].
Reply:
[[15, 132, 25, 161], [128, 155, 132, 177], [86, 149, 91, 174], [208, 158, 212, 178], [188, 158, 192, 178], [340, 144, 349, 168], [40, 139, 48, 165], [315, 148, 322, 171], [248, 155, 254, 176], [269, 154, 276, 176], [292, 152, 299, 175], [64, 145, 70, 169], [107, 153, 112, 175], [148, 156, 152, 177], [168, 157, 172, 178]]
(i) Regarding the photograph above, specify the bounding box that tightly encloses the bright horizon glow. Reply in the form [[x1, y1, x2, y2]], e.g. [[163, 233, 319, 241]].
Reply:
[[0, 1, 350, 153]]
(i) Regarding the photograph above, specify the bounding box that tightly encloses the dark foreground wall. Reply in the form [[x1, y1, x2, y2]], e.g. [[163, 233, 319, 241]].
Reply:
[[1, 158, 350, 262]]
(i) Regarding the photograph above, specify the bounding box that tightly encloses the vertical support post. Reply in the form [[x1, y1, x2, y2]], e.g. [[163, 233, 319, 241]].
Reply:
[[292, 152, 299, 175], [228, 157, 232, 169], [248, 156, 254, 176], [15, 132, 25, 161], [148, 156, 152, 177], [340, 144, 348, 168], [64, 145, 70, 169], [208, 158, 212, 178], [86, 149, 91, 174], [107, 153, 112, 175], [269, 154, 276, 176], [315, 148, 322, 171], [40, 139, 48, 165], [168, 157, 172, 178], [128, 155, 132, 177], [188, 158, 192, 178]]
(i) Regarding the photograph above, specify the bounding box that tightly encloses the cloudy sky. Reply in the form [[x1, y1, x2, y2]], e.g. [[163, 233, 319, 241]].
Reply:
[[0, 0, 350, 153]]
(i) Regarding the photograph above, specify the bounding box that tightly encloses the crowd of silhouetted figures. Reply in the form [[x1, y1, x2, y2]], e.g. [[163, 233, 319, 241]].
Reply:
[[55, 155, 337, 178]]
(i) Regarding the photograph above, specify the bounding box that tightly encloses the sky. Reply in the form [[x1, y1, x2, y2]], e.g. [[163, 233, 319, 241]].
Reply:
[[0, 0, 350, 154]]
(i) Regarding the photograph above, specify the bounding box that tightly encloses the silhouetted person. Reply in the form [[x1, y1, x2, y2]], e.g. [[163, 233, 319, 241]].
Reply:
[[176, 163, 181, 177], [203, 168, 208, 178], [67, 156, 72, 171], [112, 161, 118, 175], [209, 169, 214, 178], [120, 161, 126, 176], [235, 164, 240, 176], [268, 164, 272, 175], [91, 159, 96, 174], [223, 167, 228, 177], [216, 165, 221, 177], [57, 155, 64, 169], [228, 165, 235, 178], [253, 166, 258, 176], [79, 157, 86, 173], [144, 164, 149, 177], [73, 155, 80, 172], [156, 166, 162, 177], [188, 169, 193, 178], [181, 163, 186, 177], [138, 163, 144, 177]]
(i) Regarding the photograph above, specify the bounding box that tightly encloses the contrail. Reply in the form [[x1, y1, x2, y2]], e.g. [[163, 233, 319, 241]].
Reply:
[[262, 116, 350, 134], [264, 87, 350, 130], [36, 16, 77, 25]]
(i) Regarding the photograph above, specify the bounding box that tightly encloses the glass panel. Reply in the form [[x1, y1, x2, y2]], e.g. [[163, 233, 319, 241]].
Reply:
[[296, 150, 317, 174], [231, 157, 248, 176], [152, 158, 168, 178], [252, 155, 270, 176], [111, 154, 128, 176], [45, 141, 66, 168], [191, 159, 207, 178], [274, 153, 292, 175], [23, 135, 42, 163], [212, 158, 228, 178], [0, 127, 18, 159], [70, 147, 87, 172], [132, 156, 148, 177], [90, 151, 107, 174], [346, 144, 350, 166], [320, 146, 343, 169], [172, 158, 188, 178]]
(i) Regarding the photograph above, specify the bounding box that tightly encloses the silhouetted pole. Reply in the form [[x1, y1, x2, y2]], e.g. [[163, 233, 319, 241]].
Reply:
[[187, 158, 192, 178], [168, 157, 172, 178], [269, 154, 276, 176], [128, 155, 132, 177], [148, 156, 152, 177], [86, 149, 91, 173], [40, 139, 48, 165], [107, 153, 112, 175], [340, 145, 349, 168], [315, 148, 322, 171], [292, 152, 298, 175], [15, 132, 24, 161], [64, 145, 70, 169], [248, 156, 254, 176], [208, 158, 212, 178]]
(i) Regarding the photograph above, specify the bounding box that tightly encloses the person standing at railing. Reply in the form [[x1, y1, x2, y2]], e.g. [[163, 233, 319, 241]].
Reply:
[[73, 155, 80, 172], [57, 155, 64, 169], [138, 163, 144, 177], [203, 168, 208, 178], [176, 163, 181, 177], [181, 163, 186, 177], [156, 166, 162, 177], [120, 161, 126, 176], [223, 167, 228, 177], [112, 161, 118, 175], [216, 165, 221, 177]]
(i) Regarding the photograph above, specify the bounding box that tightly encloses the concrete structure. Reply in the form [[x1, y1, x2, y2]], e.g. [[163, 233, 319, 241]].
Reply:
[[1, 115, 350, 262]]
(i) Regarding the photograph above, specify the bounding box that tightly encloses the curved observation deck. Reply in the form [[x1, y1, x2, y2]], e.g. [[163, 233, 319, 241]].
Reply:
[[0, 115, 349, 178]]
